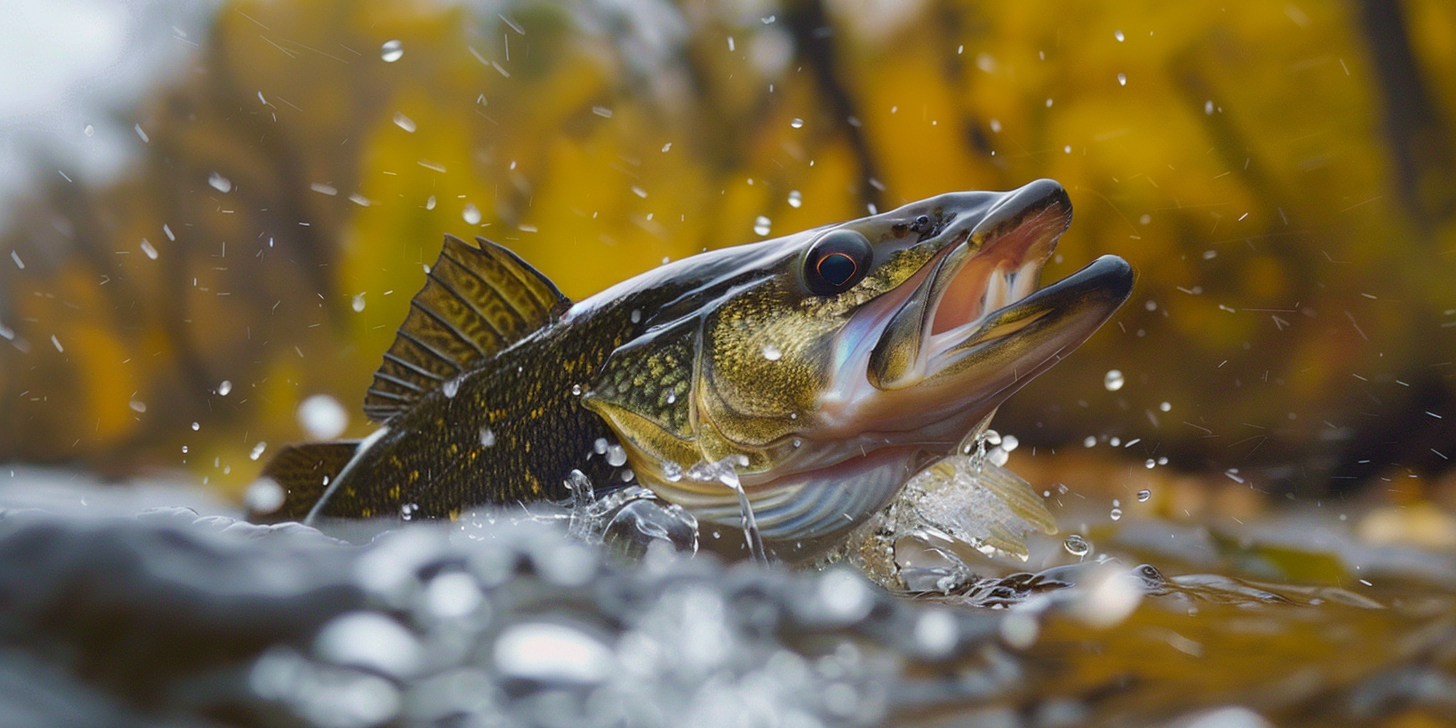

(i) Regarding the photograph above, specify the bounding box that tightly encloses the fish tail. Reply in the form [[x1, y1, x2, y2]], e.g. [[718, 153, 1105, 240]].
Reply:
[[251, 441, 360, 523]]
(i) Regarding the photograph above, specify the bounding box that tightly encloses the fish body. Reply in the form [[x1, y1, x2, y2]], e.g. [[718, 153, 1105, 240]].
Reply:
[[255, 180, 1132, 560]]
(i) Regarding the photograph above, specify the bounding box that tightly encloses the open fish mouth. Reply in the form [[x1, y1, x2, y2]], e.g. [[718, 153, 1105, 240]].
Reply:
[[832, 180, 1133, 438]]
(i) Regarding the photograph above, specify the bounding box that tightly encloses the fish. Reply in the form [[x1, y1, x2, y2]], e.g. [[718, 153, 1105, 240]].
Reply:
[[252, 179, 1132, 561]]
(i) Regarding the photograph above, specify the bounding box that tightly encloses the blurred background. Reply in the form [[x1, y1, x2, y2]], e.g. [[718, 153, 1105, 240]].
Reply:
[[1, 0, 1454, 515]]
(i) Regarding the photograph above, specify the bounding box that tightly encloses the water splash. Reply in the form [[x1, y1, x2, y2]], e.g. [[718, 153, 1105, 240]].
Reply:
[[688, 457, 766, 564]]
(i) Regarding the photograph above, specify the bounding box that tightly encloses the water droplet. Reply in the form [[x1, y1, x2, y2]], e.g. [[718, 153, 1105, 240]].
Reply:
[[249, 441, 267, 461], [217, 380, 232, 396], [191, 421, 200, 431], [462, 204, 481, 225], [1145, 459, 1156, 469], [479, 426, 495, 447], [297, 394, 348, 439], [1137, 489, 1152, 502], [988, 446, 1009, 467], [381, 39, 403, 62], [424, 572, 482, 618], [787, 190, 802, 208], [139, 238, 158, 260], [1064, 534, 1091, 557], [790, 117, 804, 129], [1104, 369, 1125, 391], [83, 124, 94, 137], [762, 342, 782, 361], [392, 112, 416, 132], [129, 399, 147, 413], [441, 377, 461, 399], [351, 293, 366, 312], [181, 446, 188, 454], [1158, 457, 1168, 465], [593, 438, 608, 455], [571, 384, 583, 396], [1110, 437, 1121, 447], [493, 622, 612, 684], [1160, 401, 1171, 412], [244, 477, 285, 514], [1110, 507, 1123, 521], [208, 172, 232, 193], [1084, 435, 1097, 448], [425, 195, 436, 210], [1114, 29, 1125, 42], [1205, 100, 1215, 115], [753, 215, 771, 236], [400, 503, 416, 520], [1117, 73, 1127, 86], [665, 391, 676, 404], [606, 444, 628, 467], [630, 309, 641, 324], [1001, 434, 1019, 452]]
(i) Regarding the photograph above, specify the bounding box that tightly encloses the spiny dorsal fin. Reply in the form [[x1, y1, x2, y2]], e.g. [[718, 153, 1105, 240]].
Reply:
[[364, 235, 569, 422]]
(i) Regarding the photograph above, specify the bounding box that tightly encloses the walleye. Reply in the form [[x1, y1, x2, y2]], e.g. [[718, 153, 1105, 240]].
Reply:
[[253, 180, 1132, 560]]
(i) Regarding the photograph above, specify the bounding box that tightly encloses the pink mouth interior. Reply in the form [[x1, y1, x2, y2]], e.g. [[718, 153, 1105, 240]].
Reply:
[[929, 208, 1064, 336]]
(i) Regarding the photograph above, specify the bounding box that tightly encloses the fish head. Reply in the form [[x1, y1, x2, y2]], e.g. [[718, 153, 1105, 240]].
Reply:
[[582, 179, 1132, 558]]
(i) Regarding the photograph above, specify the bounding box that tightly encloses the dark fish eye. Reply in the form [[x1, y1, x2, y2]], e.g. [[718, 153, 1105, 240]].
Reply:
[[803, 229, 873, 296]]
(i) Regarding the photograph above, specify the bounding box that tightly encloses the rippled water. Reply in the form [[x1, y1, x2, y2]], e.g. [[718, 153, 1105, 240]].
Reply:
[[0, 469, 1453, 727]]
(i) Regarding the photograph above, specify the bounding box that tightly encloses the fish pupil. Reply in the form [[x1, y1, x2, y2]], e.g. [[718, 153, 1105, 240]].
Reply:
[[817, 252, 857, 286]]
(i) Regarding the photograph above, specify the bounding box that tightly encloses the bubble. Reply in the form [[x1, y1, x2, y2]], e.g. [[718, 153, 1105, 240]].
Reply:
[[208, 172, 232, 193], [753, 215, 771, 236], [381, 39, 403, 62], [479, 427, 495, 447], [217, 380, 232, 396], [1110, 507, 1123, 521], [297, 394, 348, 439], [462, 203, 481, 225], [1064, 533, 1091, 557], [1137, 489, 1152, 502], [1104, 369, 1125, 391], [351, 293, 366, 312], [762, 343, 782, 361], [787, 190, 802, 208], [244, 478, 285, 514], [789, 117, 804, 129]]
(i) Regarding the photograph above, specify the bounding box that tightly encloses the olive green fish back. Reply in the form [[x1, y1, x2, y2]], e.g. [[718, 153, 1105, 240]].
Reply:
[[363, 235, 570, 422]]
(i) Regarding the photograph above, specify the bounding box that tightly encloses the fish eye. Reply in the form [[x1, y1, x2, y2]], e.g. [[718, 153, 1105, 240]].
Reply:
[[803, 229, 873, 296]]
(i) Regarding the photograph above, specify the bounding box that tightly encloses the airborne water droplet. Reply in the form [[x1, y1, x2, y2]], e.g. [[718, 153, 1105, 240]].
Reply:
[[425, 195, 436, 210], [351, 293, 366, 312], [393, 112, 417, 132], [1110, 507, 1123, 521], [1117, 73, 1127, 86], [571, 384, 583, 396], [462, 204, 482, 225], [208, 172, 232, 193], [787, 190, 802, 208], [753, 215, 771, 236], [1084, 435, 1097, 448], [1104, 369, 1125, 391], [606, 444, 628, 467], [1137, 489, 1152, 502], [1145, 459, 1156, 469], [1064, 534, 1091, 557], [441, 377, 461, 399], [479, 427, 495, 447], [1114, 29, 1125, 42], [191, 422, 200, 431], [381, 39, 403, 62], [1160, 401, 1171, 412], [297, 394, 348, 439], [217, 380, 232, 396], [790, 118, 804, 129], [249, 441, 267, 461], [140, 239, 158, 260]]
